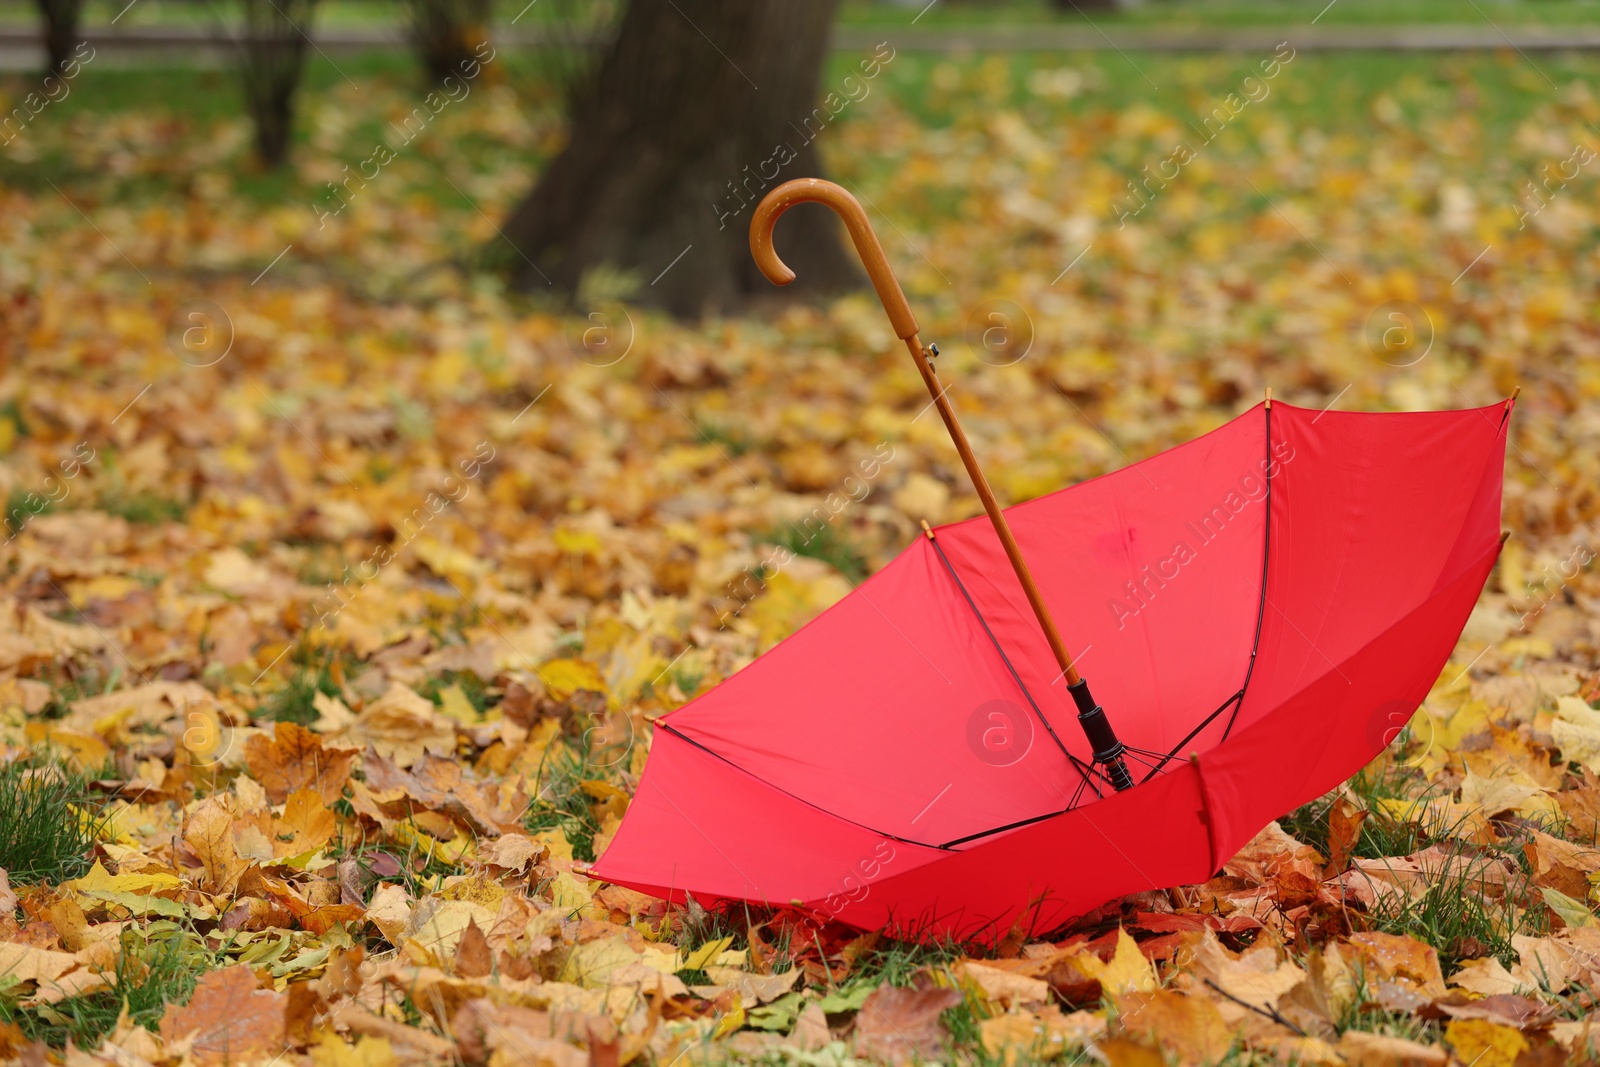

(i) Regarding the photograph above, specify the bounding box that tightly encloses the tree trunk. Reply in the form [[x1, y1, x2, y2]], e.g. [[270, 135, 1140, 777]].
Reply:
[[404, 0, 491, 84], [501, 0, 861, 318], [237, 0, 317, 168], [35, 0, 84, 77]]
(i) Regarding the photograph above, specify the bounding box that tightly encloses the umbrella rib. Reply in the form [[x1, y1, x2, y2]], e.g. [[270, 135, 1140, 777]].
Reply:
[[1135, 690, 1243, 783], [651, 721, 954, 851], [1221, 399, 1275, 742], [925, 534, 1095, 790], [1136, 400, 1277, 783]]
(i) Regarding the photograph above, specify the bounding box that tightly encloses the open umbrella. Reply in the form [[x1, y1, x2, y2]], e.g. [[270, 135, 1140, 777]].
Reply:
[[589, 178, 1512, 941]]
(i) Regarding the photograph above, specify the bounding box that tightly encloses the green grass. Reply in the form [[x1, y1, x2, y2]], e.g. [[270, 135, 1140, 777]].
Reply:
[[838, 0, 1600, 28], [1362, 837, 1548, 973], [97, 491, 187, 526], [3, 485, 55, 539], [260, 644, 348, 725], [1, 925, 216, 1049], [420, 668, 494, 713], [1281, 762, 1438, 861], [523, 744, 609, 862], [4, 0, 1597, 32], [0, 756, 106, 886], [762, 523, 870, 584]]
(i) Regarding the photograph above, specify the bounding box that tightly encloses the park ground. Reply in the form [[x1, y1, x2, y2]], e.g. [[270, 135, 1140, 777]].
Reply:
[[1, 18, 1600, 1067]]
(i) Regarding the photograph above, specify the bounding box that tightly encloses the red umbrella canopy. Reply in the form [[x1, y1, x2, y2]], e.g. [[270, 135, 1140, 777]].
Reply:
[[590, 398, 1510, 941]]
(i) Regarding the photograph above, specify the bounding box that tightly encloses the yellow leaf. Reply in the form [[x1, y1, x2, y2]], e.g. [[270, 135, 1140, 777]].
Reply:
[[1066, 928, 1154, 995], [711, 996, 745, 1038], [560, 937, 639, 988], [435, 684, 480, 725], [553, 528, 603, 556], [311, 1036, 397, 1067], [23, 723, 109, 770], [1552, 696, 1600, 773], [1445, 1018, 1528, 1067], [681, 935, 734, 973], [64, 860, 180, 896], [537, 658, 608, 702], [1540, 887, 1596, 928], [412, 537, 485, 581]]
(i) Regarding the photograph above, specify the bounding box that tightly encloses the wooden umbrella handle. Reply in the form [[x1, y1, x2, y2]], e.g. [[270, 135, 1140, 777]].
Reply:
[[748, 176, 1136, 790], [750, 178, 920, 341], [748, 175, 1083, 683]]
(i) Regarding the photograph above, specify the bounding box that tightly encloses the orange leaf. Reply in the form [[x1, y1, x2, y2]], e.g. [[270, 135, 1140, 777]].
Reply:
[[160, 965, 286, 1064], [244, 721, 356, 805]]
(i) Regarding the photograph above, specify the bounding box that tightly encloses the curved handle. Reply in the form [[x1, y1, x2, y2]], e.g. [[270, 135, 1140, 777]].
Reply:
[[750, 178, 919, 340]]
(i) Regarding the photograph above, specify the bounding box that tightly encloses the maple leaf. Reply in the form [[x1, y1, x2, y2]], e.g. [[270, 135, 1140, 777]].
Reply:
[[853, 985, 962, 1065], [183, 796, 249, 897], [159, 964, 287, 1064], [243, 720, 357, 805]]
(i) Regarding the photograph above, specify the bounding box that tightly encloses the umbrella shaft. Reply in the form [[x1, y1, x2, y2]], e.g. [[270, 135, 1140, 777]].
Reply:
[[906, 336, 1082, 684], [1070, 678, 1135, 792], [905, 336, 1134, 792]]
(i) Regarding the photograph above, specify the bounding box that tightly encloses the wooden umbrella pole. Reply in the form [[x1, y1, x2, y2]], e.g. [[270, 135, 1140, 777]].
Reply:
[[750, 178, 1135, 791]]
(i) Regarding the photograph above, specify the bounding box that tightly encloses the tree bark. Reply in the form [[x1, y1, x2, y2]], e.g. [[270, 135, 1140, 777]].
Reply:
[[501, 0, 861, 318], [404, 0, 491, 85], [35, 0, 84, 77]]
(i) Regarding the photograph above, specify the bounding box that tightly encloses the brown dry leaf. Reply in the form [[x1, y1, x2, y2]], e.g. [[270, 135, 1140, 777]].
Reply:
[[453, 918, 492, 979], [853, 985, 962, 1065], [1189, 931, 1306, 1016], [244, 720, 357, 804], [1448, 957, 1527, 997], [275, 788, 338, 857], [1115, 988, 1236, 1065], [1345, 932, 1447, 998], [956, 961, 1052, 1009], [347, 683, 457, 768], [1509, 934, 1582, 991], [452, 998, 583, 1067], [978, 1008, 1102, 1066], [362, 752, 525, 837], [1324, 797, 1367, 877], [1345, 846, 1517, 910], [183, 796, 250, 897], [0, 942, 80, 988], [479, 832, 545, 873], [1337, 1030, 1449, 1067], [1523, 827, 1600, 899], [1223, 821, 1323, 887], [159, 964, 287, 1064], [702, 967, 799, 1005]]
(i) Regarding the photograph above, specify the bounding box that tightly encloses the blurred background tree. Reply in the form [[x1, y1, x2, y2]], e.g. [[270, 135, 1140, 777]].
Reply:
[[237, 0, 320, 167], [500, 0, 860, 318], [32, 0, 83, 76], [402, 0, 490, 83]]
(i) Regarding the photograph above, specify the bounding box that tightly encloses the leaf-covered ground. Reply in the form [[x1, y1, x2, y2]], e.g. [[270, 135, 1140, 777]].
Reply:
[[0, 43, 1599, 1067]]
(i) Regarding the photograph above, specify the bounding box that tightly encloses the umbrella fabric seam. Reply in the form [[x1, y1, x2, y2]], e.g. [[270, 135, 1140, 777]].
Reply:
[[925, 532, 1101, 796], [651, 720, 955, 851]]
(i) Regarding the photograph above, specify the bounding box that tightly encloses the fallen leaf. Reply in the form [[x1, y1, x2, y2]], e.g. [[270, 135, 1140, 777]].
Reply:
[[159, 964, 287, 1064], [1337, 1030, 1448, 1067], [183, 797, 249, 897], [854, 985, 961, 1065], [1444, 1017, 1528, 1067], [244, 721, 357, 804]]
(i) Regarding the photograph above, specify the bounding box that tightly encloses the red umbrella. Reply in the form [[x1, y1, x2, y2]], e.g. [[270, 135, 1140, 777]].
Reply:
[[588, 179, 1511, 941]]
